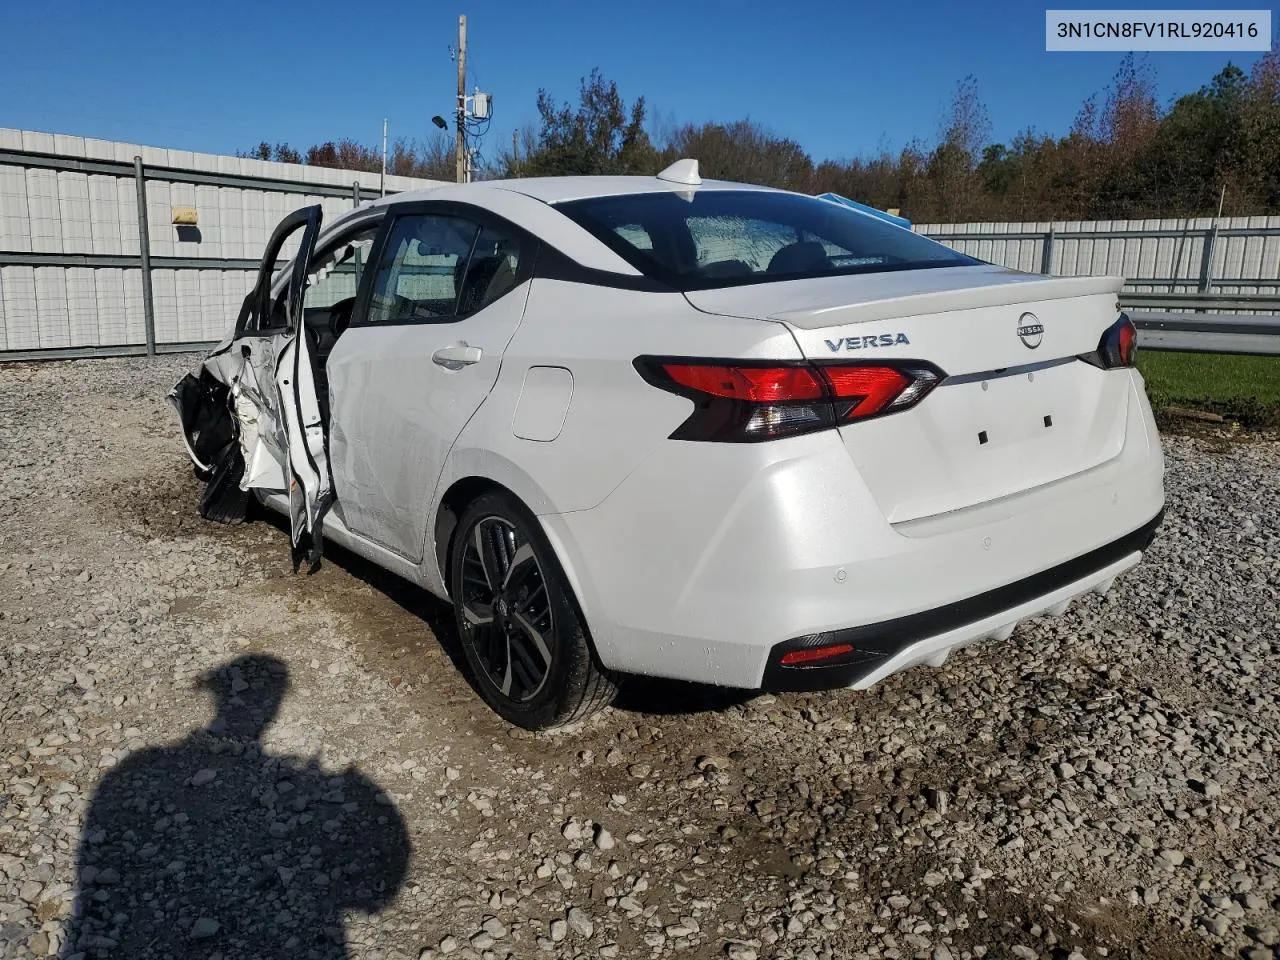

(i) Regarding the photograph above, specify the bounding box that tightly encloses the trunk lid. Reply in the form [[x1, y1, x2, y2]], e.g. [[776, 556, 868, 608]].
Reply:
[[685, 265, 1131, 524]]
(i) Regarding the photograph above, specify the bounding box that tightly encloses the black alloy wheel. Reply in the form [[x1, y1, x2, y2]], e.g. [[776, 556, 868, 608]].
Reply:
[[458, 515, 554, 702], [450, 491, 616, 729]]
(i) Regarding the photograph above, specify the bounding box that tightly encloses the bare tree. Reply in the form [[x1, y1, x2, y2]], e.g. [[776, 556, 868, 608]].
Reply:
[[940, 74, 992, 160], [388, 134, 454, 180], [1103, 54, 1160, 154], [928, 76, 992, 219], [489, 124, 539, 179]]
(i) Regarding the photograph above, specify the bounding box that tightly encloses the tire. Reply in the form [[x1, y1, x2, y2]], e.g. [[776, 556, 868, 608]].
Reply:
[[197, 443, 250, 524], [450, 491, 616, 729]]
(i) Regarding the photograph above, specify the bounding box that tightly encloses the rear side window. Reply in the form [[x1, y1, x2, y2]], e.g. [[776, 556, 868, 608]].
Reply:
[[613, 223, 653, 251], [460, 226, 523, 314], [557, 190, 977, 290]]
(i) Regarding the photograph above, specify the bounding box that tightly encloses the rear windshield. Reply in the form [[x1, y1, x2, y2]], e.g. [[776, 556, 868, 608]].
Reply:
[[555, 190, 978, 290]]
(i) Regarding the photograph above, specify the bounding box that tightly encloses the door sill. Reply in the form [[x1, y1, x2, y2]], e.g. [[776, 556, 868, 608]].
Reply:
[[257, 492, 427, 588]]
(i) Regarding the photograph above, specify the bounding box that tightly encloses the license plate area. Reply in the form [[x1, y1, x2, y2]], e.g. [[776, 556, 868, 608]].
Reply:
[[841, 361, 1131, 523], [953, 370, 1067, 451]]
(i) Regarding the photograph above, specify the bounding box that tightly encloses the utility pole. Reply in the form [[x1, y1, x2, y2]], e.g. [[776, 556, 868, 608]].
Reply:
[[512, 130, 518, 177], [455, 14, 467, 183]]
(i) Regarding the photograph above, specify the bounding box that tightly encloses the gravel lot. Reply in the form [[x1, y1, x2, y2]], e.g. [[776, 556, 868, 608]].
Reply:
[[1, 356, 1277, 960]]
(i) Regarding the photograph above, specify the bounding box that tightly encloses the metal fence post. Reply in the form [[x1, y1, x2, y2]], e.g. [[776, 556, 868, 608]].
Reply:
[[1040, 227, 1056, 275], [352, 181, 361, 208], [133, 156, 156, 356], [1198, 224, 1219, 291]]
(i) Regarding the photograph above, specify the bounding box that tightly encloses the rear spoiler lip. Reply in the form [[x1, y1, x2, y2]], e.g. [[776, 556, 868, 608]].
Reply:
[[773, 274, 1126, 330]]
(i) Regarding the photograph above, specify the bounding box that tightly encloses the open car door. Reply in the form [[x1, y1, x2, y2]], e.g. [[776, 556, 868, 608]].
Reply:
[[169, 205, 325, 569], [272, 208, 329, 571]]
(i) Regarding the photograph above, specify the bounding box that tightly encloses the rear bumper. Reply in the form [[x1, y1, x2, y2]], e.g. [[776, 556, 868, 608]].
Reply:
[[541, 373, 1165, 690], [761, 508, 1162, 691]]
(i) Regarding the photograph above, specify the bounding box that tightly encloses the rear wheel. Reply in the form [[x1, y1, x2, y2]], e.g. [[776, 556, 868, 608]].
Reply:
[[450, 491, 616, 729]]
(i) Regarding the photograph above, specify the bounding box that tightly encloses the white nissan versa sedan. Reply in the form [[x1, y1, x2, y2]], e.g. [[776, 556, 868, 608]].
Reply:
[[171, 159, 1165, 729]]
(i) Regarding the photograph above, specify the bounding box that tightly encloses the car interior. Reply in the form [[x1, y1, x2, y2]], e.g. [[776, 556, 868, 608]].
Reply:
[[557, 191, 954, 289], [607, 216, 843, 282]]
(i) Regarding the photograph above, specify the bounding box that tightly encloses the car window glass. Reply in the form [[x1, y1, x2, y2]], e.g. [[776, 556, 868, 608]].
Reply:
[[687, 216, 797, 273], [686, 217, 878, 278], [304, 230, 377, 310], [367, 214, 479, 324], [556, 191, 977, 290], [613, 223, 653, 251], [457, 225, 525, 315]]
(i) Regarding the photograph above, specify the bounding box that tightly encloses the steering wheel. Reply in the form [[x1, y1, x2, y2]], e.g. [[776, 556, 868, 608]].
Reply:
[[304, 320, 323, 358], [328, 297, 357, 340]]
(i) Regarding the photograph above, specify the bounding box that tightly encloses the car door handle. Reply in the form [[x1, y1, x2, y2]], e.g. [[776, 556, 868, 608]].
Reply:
[[432, 344, 483, 368]]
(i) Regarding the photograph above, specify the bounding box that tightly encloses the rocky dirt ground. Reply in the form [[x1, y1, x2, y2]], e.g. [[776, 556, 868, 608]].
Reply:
[[1, 356, 1277, 960]]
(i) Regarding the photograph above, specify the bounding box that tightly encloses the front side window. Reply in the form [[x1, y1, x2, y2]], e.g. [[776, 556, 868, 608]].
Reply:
[[364, 212, 528, 324], [556, 190, 977, 291]]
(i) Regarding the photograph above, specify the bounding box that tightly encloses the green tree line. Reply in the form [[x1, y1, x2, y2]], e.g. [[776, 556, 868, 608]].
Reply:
[[245, 52, 1280, 222]]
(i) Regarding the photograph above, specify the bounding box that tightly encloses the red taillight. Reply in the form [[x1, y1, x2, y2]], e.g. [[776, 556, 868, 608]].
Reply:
[[822, 365, 912, 419], [1081, 314, 1138, 369], [636, 357, 945, 442], [779, 643, 855, 666], [662, 363, 824, 402], [1115, 317, 1137, 366]]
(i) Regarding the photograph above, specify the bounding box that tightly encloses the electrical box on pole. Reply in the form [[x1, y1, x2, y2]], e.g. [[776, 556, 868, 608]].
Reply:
[[450, 15, 493, 183]]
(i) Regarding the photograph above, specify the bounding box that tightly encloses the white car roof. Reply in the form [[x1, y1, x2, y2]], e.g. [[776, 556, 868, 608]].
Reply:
[[373, 175, 779, 208], [319, 173, 785, 278]]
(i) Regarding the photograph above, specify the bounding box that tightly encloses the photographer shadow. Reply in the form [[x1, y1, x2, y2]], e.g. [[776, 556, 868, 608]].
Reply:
[[61, 654, 409, 960]]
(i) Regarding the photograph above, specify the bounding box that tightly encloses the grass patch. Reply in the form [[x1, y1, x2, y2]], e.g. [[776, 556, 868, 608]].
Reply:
[[1138, 350, 1280, 430]]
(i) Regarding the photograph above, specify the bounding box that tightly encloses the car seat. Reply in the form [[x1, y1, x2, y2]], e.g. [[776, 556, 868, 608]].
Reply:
[[767, 241, 830, 275]]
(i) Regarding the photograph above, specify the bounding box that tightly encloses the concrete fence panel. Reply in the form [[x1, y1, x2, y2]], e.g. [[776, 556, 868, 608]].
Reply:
[[0, 128, 444, 358]]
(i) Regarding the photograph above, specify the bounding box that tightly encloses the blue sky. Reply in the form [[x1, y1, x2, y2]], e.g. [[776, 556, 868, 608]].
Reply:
[[0, 0, 1273, 165]]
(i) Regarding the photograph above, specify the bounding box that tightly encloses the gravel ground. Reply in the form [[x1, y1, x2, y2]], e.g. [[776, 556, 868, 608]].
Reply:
[[1, 356, 1277, 960]]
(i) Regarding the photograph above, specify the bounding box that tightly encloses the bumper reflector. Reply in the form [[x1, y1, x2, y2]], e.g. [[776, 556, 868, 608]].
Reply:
[[779, 643, 855, 666]]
